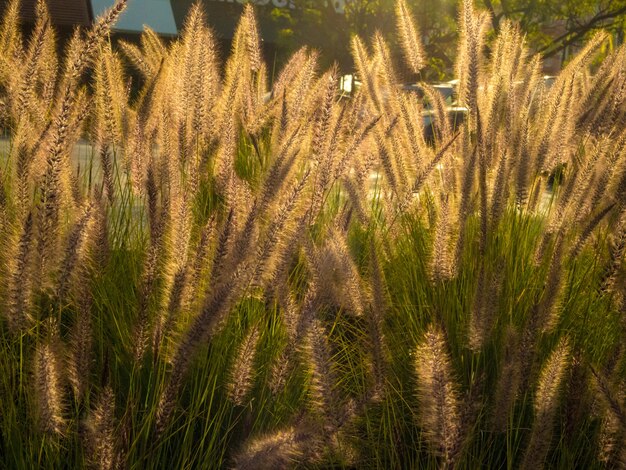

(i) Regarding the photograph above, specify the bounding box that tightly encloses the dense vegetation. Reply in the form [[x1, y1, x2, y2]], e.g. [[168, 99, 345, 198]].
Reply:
[[0, 0, 626, 468], [261, 0, 626, 76]]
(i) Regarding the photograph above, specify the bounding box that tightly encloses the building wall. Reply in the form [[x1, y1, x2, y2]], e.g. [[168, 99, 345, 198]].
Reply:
[[1, 0, 91, 26]]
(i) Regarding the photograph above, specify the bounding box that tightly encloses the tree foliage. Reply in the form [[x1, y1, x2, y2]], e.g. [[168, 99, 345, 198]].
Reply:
[[481, 0, 626, 59], [262, 0, 626, 75]]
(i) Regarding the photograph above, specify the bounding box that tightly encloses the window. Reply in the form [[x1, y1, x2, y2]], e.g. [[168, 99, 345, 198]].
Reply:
[[90, 0, 178, 34]]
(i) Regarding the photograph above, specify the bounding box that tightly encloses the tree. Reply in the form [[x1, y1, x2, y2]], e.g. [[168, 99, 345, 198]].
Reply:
[[480, 0, 626, 60], [262, 0, 457, 79], [253, 0, 626, 75]]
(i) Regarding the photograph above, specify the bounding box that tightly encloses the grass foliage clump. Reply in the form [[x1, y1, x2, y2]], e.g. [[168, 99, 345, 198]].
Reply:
[[1, 0, 626, 467]]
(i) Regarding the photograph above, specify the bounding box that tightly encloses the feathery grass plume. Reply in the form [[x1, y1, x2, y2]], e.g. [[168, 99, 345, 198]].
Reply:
[[456, 0, 488, 116], [51, 0, 127, 132], [36, 97, 72, 288], [232, 425, 320, 470], [242, 4, 262, 73], [326, 229, 367, 317], [342, 176, 370, 224], [468, 261, 502, 351], [372, 32, 399, 101], [575, 47, 626, 132], [397, 92, 426, 170], [139, 166, 169, 348], [157, 263, 250, 432], [362, 240, 388, 401], [269, 51, 306, 134], [10, 0, 52, 124], [570, 202, 617, 258], [421, 84, 452, 145], [99, 145, 115, 206], [454, 139, 479, 267], [491, 326, 521, 432], [375, 128, 401, 201], [146, 164, 161, 244], [153, 194, 192, 355], [414, 324, 461, 467], [395, 0, 426, 75], [118, 40, 152, 78], [175, 3, 219, 154], [91, 196, 110, 268], [33, 24, 98, 284], [50, 3, 125, 109], [214, 5, 253, 136], [590, 366, 626, 431], [214, 112, 239, 205], [412, 131, 459, 195], [388, 131, 412, 199], [520, 337, 570, 470], [308, 67, 339, 217], [94, 45, 126, 146], [0, 0, 22, 66], [133, 241, 161, 364], [596, 409, 626, 467], [5, 211, 35, 331], [270, 47, 306, 102], [229, 129, 302, 270], [599, 210, 626, 294], [84, 386, 120, 470], [227, 325, 260, 406], [34, 321, 65, 435], [258, 126, 303, 211], [479, 22, 525, 163], [141, 26, 167, 68], [156, 267, 187, 356], [562, 353, 591, 445], [489, 133, 509, 218], [251, 169, 311, 286], [305, 319, 347, 431], [593, 66, 626, 135], [329, 110, 378, 192], [119, 27, 165, 79], [0, 166, 6, 211], [192, 28, 219, 142], [535, 33, 607, 174], [589, 68, 626, 137], [263, 211, 308, 292], [555, 31, 609, 91], [279, 49, 319, 126], [536, 237, 565, 332], [510, 51, 541, 191], [269, 344, 295, 398], [514, 115, 532, 207], [184, 215, 217, 310], [531, 78, 570, 177], [476, 109, 489, 256], [591, 364, 626, 466], [56, 202, 93, 302], [351, 36, 383, 114], [579, 132, 626, 220], [270, 280, 319, 395], [542, 143, 599, 245], [209, 208, 235, 286], [430, 194, 454, 282], [67, 270, 93, 402]]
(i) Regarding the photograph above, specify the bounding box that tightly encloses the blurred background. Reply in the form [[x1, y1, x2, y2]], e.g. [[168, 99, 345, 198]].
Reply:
[[2, 0, 626, 78]]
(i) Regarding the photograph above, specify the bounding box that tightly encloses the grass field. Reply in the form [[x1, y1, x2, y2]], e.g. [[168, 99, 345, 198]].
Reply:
[[0, 0, 626, 468]]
